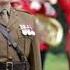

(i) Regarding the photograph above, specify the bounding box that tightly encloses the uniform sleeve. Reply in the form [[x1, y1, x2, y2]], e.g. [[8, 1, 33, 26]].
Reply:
[[31, 16, 42, 70]]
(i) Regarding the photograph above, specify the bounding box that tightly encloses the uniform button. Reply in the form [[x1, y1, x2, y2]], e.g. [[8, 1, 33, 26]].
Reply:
[[8, 41, 12, 46], [7, 28, 10, 32]]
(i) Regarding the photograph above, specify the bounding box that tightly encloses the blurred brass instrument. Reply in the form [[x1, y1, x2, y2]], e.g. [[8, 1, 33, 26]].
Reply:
[[35, 15, 63, 47]]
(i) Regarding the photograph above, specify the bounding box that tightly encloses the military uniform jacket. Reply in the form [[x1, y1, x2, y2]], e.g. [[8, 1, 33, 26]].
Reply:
[[0, 8, 42, 70]]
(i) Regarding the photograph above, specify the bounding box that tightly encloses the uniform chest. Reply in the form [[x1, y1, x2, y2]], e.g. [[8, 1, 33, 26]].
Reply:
[[9, 22, 33, 47], [9, 20, 35, 57]]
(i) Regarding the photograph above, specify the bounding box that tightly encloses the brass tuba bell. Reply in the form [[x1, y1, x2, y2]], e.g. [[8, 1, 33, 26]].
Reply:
[[35, 15, 63, 47]]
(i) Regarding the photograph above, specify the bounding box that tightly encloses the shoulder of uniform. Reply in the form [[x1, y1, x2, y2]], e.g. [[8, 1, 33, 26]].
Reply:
[[14, 9, 35, 18], [10, 8, 36, 27], [10, 7, 35, 18]]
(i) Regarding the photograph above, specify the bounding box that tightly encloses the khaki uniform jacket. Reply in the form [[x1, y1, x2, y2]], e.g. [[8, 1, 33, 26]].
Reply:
[[0, 8, 42, 70]]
